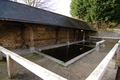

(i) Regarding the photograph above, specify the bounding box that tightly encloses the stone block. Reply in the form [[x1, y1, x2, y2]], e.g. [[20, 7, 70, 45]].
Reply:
[[29, 47, 35, 52], [96, 44, 99, 52]]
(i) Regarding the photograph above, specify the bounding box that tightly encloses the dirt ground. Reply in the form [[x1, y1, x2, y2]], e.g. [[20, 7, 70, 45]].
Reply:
[[0, 42, 117, 80]]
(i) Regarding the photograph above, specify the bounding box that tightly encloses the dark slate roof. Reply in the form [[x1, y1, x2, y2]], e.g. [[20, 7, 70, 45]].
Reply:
[[0, 0, 96, 31]]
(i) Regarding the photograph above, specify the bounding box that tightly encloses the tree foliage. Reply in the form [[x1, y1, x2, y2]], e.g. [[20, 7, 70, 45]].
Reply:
[[70, 0, 120, 28]]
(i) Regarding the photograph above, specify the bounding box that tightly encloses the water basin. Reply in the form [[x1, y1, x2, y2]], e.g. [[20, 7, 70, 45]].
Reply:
[[38, 43, 95, 66]]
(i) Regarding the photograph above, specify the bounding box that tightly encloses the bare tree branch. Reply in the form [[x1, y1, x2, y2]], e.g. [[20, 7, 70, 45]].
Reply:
[[19, 0, 58, 11]]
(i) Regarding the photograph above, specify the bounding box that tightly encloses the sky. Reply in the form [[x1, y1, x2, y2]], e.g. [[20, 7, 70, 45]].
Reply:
[[16, 0, 72, 17], [54, 0, 72, 17]]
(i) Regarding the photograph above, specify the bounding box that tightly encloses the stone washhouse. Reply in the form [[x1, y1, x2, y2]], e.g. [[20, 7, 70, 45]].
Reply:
[[0, 0, 96, 52]]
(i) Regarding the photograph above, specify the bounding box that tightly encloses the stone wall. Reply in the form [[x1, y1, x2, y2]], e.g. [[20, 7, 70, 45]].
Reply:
[[33, 26, 56, 46], [0, 22, 96, 50], [96, 29, 120, 42], [0, 31, 22, 49], [0, 22, 73, 50], [0, 23, 22, 49]]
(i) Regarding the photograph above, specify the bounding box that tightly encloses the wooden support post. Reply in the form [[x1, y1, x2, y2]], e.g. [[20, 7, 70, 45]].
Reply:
[[56, 28, 59, 44], [83, 30, 85, 41], [21, 28, 26, 49], [66, 29, 69, 44], [74, 30, 76, 41], [0, 52, 3, 60], [29, 26, 35, 52], [89, 36, 91, 41], [78, 30, 80, 40], [24, 23, 35, 52], [7, 55, 18, 79], [29, 27, 34, 47]]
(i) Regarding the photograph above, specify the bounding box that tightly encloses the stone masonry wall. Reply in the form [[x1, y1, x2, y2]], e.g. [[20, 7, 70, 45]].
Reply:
[[0, 22, 95, 50], [0, 23, 22, 50], [0, 23, 78, 50], [0, 31, 22, 49], [96, 29, 120, 42]]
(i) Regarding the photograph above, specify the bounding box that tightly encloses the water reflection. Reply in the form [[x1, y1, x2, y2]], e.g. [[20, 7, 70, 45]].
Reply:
[[41, 43, 94, 62]]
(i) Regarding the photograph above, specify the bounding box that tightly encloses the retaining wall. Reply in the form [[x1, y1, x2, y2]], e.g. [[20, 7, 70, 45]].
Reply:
[[97, 29, 120, 42], [0, 22, 85, 50]]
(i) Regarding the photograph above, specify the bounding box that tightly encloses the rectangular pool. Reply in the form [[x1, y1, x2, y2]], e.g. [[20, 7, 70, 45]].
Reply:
[[37, 43, 95, 66], [41, 44, 94, 62]]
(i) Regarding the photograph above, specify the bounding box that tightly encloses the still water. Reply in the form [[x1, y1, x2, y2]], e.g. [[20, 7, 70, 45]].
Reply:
[[41, 44, 94, 62]]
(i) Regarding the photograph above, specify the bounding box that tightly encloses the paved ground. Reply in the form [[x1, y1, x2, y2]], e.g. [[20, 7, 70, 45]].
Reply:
[[0, 42, 117, 80]]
